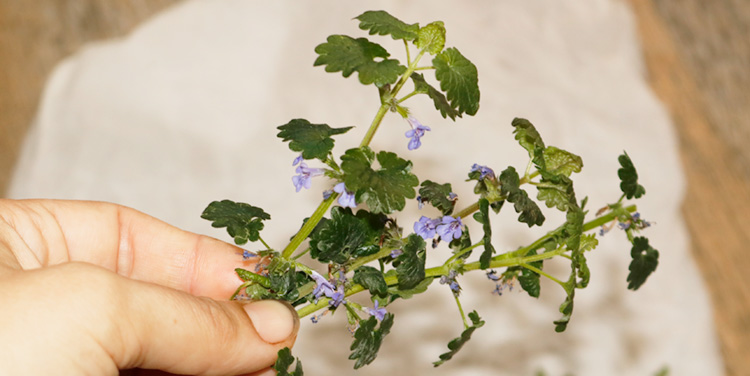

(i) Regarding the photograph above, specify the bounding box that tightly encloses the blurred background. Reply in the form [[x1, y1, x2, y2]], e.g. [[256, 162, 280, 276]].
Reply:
[[1, 1, 748, 375]]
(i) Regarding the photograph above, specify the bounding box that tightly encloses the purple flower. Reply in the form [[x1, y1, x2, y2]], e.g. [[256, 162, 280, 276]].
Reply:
[[404, 116, 431, 150], [414, 216, 440, 240], [390, 249, 403, 258], [486, 270, 500, 281], [470, 163, 496, 180], [292, 153, 304, 166], [292, 162, 324, 192], [310, 271, 335, 302], [436, 216, 463, 241], [333, 182, 357, 208], [440, 270, 460, 295], [416, 195, 424, 210], [366, 301, 387, 321], [240, 249, 257, 260], [329, 288, 346, 308]]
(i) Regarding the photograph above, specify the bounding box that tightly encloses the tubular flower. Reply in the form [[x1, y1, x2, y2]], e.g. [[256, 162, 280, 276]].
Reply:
[[292, 162, 324, 192], [333, 182, 357, 208], [404, 116, 431, 150]]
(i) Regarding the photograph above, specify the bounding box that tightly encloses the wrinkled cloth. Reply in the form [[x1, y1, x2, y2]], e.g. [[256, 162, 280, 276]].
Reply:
[[9, 1, 723, 375]]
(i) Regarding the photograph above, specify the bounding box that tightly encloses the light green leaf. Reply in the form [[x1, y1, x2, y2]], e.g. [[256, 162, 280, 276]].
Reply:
[[543, 146, 583, 177], [415, 21, 446, 54], [356, 10, 419, 41]]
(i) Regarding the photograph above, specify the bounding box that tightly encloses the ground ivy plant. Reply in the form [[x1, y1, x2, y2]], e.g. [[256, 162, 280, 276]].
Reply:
[[199, 10, 659, 374]]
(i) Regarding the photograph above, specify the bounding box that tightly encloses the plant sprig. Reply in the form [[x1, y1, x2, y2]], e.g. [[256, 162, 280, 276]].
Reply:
[[201, 10, 659, 374]]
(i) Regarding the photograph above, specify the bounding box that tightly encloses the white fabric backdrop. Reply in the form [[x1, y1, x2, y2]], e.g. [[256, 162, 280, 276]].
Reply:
[[10, 1, 723, 375]]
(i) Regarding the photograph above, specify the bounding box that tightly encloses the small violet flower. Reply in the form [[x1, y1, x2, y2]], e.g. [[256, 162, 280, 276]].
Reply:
[[366, 301, 388, 321], [292, 162, 324, 192], [310, 271, 335, 302], [292, 153, 304, 166], [390, 249, 403, 258], [414, 216, 440, 240], [404, 116, 431, 150], [329, 288, 346, 308], [486, 270, 500, 281], [240, 249, 257, 261], [436, 216, 463, 241], [333, 182, 357, 208], [470, 163, 496, 180]]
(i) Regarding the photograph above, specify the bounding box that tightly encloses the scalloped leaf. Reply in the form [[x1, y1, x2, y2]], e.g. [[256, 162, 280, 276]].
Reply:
[[356, 10, 419, 41], [433, 47, 480, 116]]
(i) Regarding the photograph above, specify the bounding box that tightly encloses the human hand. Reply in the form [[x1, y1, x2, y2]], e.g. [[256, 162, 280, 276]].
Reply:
[[0, 199, 298, 375]]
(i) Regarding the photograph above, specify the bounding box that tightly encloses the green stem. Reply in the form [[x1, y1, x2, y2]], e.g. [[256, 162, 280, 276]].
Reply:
[[397, 90, 419, 103], [521, 262, 565, 288], [454, 294, 469, 329], [257, 235, 272, 251], [291, 247, 311, 260], [280, 194, 337, 258], [413, 66, 435, 71], [444, 239, 484, 265], [359, 104, 390, 148]]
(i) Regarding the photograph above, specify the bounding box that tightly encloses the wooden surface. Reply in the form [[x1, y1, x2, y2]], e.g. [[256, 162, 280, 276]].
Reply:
[[0, 0, 178, 193], [631, 1, 750, 375], [1, 1, 748, 374]]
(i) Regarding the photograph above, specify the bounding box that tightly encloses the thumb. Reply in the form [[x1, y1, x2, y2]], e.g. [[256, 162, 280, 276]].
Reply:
[[102, 268, 299, 374]]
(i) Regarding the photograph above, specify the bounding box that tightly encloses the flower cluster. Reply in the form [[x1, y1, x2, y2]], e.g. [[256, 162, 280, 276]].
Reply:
[[439, 270, 461, 295], [414, 215, 463, 241], [310, 270, 346, 309]]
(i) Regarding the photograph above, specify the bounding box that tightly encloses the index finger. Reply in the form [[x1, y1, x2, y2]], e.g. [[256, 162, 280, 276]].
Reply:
[[0, 199, 254, 299]]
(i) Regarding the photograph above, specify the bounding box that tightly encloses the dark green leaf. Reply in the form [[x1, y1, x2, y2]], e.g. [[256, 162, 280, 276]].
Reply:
[[276, 119, 353, 161], [627, 236, 659, 290], [201, 200, 271, 245], [418, 180, 456, 215], [314, 35, 405, 87], [386, 271, 433, 300], [499, 167, 545, 227], [309, 207, 378, 264], [349, 313, 395, 369], [511, 118, 545, 157], [355, 10, 419, 41], [415, 21, 446, 54], [353, 266, 388, 298], [341, 147, 419, 214], [433, 47, 480, 117], [576, 251, 591, 289], [266, 257, 302, 302], [411, 73, 461, 120], [474, 198, 495, 269], [519, 259, 543, 298], [553, 286, 575, 333], [433, 310, 485, 366], [274, 347, 303, 376], [395, 234, 426, 290], [618, 151, 646, 199]]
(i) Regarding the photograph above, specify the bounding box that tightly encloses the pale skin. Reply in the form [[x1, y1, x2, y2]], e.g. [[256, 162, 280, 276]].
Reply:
[[0, 199, 298, 375]]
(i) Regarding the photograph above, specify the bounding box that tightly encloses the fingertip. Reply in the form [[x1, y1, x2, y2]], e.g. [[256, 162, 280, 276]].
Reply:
[[243, 300, 299, 344]]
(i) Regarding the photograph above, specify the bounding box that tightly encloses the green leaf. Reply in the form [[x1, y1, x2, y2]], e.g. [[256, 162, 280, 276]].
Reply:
[[553, 286, 575, 333], [418, 180, 456, 215], [355, 10, 419, 41], [433, 47, 480, 117], [387, 275, 432, 300], [341, 147, 419, 214], [519, 259, 543, 298], [536, 174, 576, 212], [433, 310, 485, 366], [309, 207, 379, 264], [576, 251, 591, 289], [618, 151, 646, 199], [201, 200, 271, 245], [511, 118, 545, 158], [349, 313, 395, 369], [473, 198, 495, 269], [627, 236, 659, 290], [353, 266, 388, 298], [448, 225, 472, 259], [553, 206, 585, 332], [314, 35, 406, 87], [499, 167, 545, 227], [542, 146, 583, 177], [274, 347, 304, 376], [264, 256, 305, 302], [411, 73, 461, 120], [395, 234, 426, 290], [415, 21, 446, 54], [276, 119, 353, 161], [235, 268, 271, 288], [579, 233, 599, 252]]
